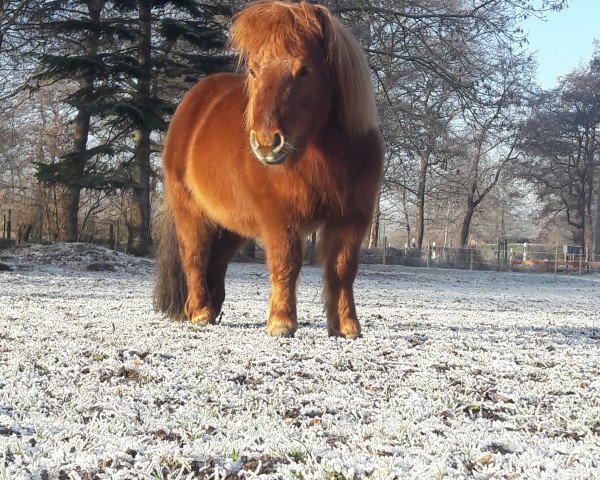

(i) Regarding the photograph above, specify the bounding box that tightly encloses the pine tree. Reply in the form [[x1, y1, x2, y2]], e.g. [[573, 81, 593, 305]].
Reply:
[[94, 0, 231, 255], [34, 0, 134, 241], [34, 0, 231, 248]]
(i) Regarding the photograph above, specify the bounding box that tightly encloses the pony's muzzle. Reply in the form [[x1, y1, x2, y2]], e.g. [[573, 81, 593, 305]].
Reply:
[[249, 129, 288, 164]]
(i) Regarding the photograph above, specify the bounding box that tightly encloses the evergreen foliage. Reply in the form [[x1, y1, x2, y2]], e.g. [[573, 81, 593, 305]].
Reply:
[[31, 0, 231, 244]]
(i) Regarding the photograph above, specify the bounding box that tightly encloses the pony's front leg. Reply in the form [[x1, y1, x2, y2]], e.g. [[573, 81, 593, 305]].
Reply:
[[320, 221, 368, 339], [264, 230, 302, 337]]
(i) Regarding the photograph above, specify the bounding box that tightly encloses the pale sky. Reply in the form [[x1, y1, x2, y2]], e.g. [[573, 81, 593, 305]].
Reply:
[[522, 0, 599, 89]]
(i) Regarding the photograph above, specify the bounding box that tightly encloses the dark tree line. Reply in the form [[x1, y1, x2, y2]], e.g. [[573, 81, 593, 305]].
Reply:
[[322, 0, 566, 248], [2, 0, 231, 253], [519, 62, 600, 253], [3, 0, 599, 256]]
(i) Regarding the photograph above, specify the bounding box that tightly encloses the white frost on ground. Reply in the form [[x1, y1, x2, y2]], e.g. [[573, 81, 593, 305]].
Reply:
[[0, 244, 599, 479]]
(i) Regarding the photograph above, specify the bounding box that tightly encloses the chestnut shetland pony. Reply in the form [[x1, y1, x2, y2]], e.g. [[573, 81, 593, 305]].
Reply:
[[154, 1, 383, 339]]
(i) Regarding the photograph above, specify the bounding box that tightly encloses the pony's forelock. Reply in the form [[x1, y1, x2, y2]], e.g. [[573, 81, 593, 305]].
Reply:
[[230, 1, 325, 62], [230, 1, 378, 134]]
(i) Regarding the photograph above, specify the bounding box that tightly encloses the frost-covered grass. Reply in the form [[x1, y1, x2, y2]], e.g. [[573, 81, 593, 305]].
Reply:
[[0, 244, 599, 479]]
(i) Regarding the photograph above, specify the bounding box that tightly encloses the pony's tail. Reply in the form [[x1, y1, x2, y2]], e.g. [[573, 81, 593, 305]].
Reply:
[[153, 202, 187, 320]]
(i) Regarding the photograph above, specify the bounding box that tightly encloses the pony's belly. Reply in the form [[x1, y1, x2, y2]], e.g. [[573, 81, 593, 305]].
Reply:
[[185, 174, 259, 238]]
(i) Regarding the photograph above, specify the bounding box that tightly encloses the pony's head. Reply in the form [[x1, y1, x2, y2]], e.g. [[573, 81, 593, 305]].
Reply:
[[230, 1, 377, 165]]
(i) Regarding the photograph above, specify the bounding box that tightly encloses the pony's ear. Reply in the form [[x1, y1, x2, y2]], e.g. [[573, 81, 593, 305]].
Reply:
[[312, 4, 336, 59]]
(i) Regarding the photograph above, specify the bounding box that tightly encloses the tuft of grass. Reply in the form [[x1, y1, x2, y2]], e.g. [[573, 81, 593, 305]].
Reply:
[[326, 472, 347, 480], [99, 366, 151, 384], [287, 449, 306, 463], [230, 448, 239, 462]]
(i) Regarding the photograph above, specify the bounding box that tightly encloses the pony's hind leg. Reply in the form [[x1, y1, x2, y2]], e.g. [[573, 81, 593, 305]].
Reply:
[[319, 221, 369, 339], [168, 184, 217, 326], [206, 229, 247, 317]]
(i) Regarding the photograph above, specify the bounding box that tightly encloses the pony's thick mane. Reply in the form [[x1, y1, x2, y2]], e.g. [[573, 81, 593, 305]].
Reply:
[[230, 1, 378, 134]]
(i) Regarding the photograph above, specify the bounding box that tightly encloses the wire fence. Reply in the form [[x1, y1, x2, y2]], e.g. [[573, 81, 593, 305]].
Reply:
[[3, 223, 598, 276], [236, 240, 598, 276], [360, 242, 600, 276]]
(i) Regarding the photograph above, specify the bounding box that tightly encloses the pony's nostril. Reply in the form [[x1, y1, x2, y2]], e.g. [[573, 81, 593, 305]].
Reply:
[[249, 130, 259, 150], [272, 132, 285, 153], [250, 129, 286, 162]]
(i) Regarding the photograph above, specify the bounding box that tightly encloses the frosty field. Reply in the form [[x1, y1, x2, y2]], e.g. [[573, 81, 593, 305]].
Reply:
[[0, 245, 599, 479]]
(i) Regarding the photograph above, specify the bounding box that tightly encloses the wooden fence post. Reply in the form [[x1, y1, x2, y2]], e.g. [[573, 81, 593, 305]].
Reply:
[[497, 238, 507, 271], [554, 246, 558, 283], [109, 223, 116, 250], [7, 210, 12, 240], [496, 247, 499, 272], [38, 210, 43, 243], [115, 220, 120, 252]]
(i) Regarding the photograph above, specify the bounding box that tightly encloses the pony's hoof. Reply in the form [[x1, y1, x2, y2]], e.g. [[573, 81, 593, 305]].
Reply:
[[329, 320, 361, 339], [267, 325, 296, 337], [190, 307, 216, 326], [267, 312, 297, 337], [267, 320, 297, 337], [341, 328, 361, 340]]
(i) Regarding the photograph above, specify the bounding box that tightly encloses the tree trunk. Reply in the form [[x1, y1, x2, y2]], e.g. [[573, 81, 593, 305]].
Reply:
[[402, 186, 411, 247], [0, 0, 5, 54], [443, 199, 451, 248], [243, 240, 256, 259], [129, 2, 152, 256], [459, 199, 475, 248], [571, 223, 585, 247], [577, 196, 586, 248], [585, 127, 596, 253], [367, 199, 380, 248], [585, 187, 594, 251], [306, 231, 317, 264], [414, 154, 428, 249], [565, 205, 585, 247], [130, 133, 152, 255], [63, 108, 90, 241], [593, 191, 600, 260], [62, 0, 103, 241]]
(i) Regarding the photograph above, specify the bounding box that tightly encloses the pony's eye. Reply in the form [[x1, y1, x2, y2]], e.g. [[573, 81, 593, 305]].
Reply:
[[248, 68, 256, 78], [297, 65, 310, 78]]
